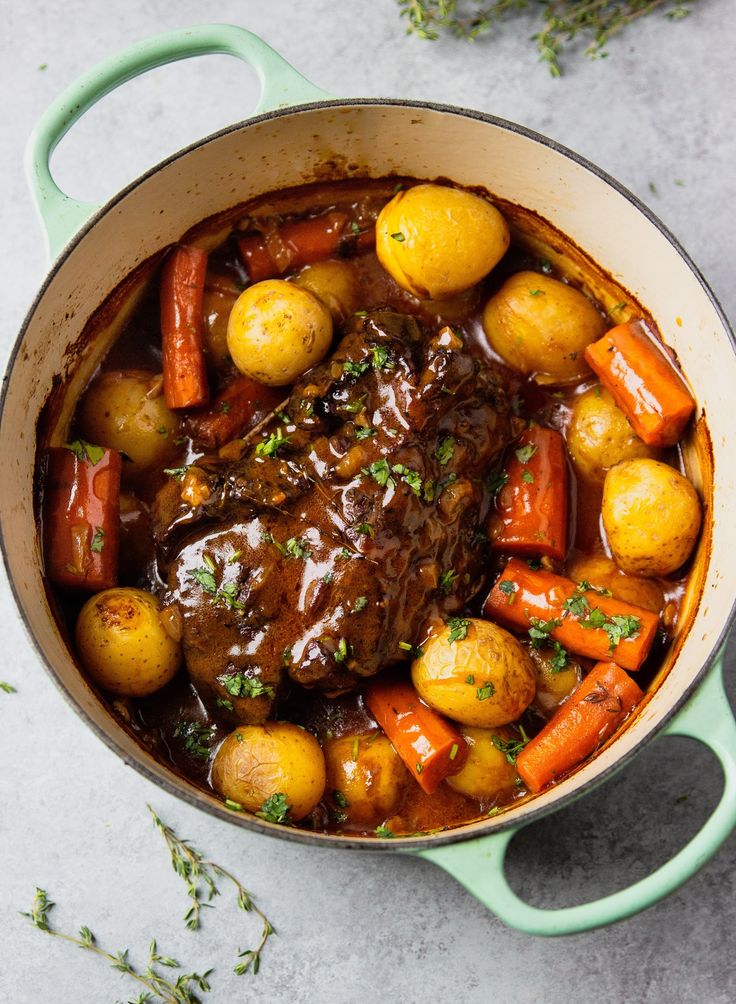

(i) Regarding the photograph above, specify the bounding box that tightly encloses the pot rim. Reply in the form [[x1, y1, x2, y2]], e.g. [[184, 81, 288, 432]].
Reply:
[[3, 97, 735, 851]]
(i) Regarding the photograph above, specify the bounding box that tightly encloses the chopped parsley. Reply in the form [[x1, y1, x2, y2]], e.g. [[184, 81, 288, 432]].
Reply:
[[354, 596, 368, 612], [446, 617, 470, 644], [476, 682, 496, 701], [65, 440, 105, 465], [187, 566, 217, 595], [392, 463, 423, 496], [355, 426, 376, 440], [216, 582, 244, 612], [163, 466, 189, 481], [350, 220, 361, 234], [390, 232, 406, 242], [515, 443, 538, 464], [371, 345, 394, 370], [362, 458, 394, 488], [284, 537, 312, 560], [219, 401, 232, 414], [521, 469, 535, 484], [499, 580, 518, 600], [528, 616, 561, 648], [334, 638, 351, 663], [492, 726, 530, 764], [549, 641, 569, 672], [438, 568, 458, 595], [174, 721, 216, 759], [218, 672, 275, 700], [257, 793, 291, 824], [322, 571, 335, 584], [255, 427, 289, 458], [488, 470, 509, 495], [343, 359, 371, 378], [343, 394, 367, 413], [333, 790, 350, 808], [466, 674, 475, 685], [90, 527, 105, 553], [399, 641, 423, 658], [356, 522, 374, 537], [435, 436, 456, 467], [216, 698, 234, 711], [563, 585, 640, 652], [529, 289, 545, 297]]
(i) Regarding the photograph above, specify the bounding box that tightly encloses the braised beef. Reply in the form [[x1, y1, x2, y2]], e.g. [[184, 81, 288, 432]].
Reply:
[[155, 311, 513, 723]]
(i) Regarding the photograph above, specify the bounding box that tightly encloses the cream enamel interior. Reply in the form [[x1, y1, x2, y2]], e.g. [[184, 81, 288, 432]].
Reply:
[[3, 102, 735, 844]]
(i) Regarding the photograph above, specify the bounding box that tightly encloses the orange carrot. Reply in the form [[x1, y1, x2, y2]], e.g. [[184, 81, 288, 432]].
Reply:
[[584, 320, 695, 447], [365, 674, 468, 794], [483, 558, 658, 671], [187, 376, 284, 449], [160, 245, 210, 410], [43, 443, 121, 590], [490, 425, 568, 561], [517, 660, 644, 792], [238, 212, 375, 281]]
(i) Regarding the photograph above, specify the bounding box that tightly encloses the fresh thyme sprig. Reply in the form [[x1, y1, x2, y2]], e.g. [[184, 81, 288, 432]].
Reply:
[[148, 806, 275, 976], [21, 888, 212, 1004], [397, 1, 695, 75]]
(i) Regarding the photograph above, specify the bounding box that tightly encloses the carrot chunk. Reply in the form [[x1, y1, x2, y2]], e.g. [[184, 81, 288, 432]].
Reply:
[[517, 660, 644, 792], [365, 674, 468, 794], [43, 443, 121, 590], [160, 245, 210, 410], [483, 558, 658, 671], [187, 376, 284, 449], [238, 212, 375, 281], [584, 320, 695, 447], [490, 425, 569, 561]]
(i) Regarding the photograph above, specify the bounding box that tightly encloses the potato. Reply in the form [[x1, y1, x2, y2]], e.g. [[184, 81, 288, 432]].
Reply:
[[292, 260, 358, 323], [566, 553, 664, 614], [602, 458, 702, 577], [482, 272, 606, 384], [376, 183, 509, 300], [568, 386, 658, 482], [77, 370, 179, 472], [211, 723, 325, 821], [411, 618, 536, 728], [446, 726, 519, 800], [323, 732, 408, 826], [75, 587, 181, 697], [227, 279, 333, 386], [528, 646, 582, 715]]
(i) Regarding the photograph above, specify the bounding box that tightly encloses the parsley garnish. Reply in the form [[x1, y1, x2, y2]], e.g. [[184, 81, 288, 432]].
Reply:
[[218, 672, 275, 699], [255, 427, 289, 458], [343, 359, 371, 378], [499, 580, 517, 600], [521, 469, 535, 484], [188, 566, 217, 595], [163, 466, 189, 480], [492, 726, 531, 764], [398, 641, 423, 658], [371, 345, 394, 370], [390, 232, 406, 242], [284, 537, 312, 560], [343, 395, 367, 413], [435, 436, 456, 467], [356, 522, 374, 537], [375, 825, 396, 838], [90, 527, 105, 553], [476, 682, 496, 701], [219, 401, 232, 414], [354, 596, 368, 612], [447, 617, 470, 643], [355, 426, 376, 440], [333, 790, 350, 808], [174, 721, 216, 759], [65, 440, 105, 465], [334, 638, 351, 663], [549, 642, 569, 672], [350, 220, 361, 234], [528, 616, 561, 647], [439, 569, 458, 595], [392, 463, 423, 496], [515, 443, 538, 464], [362, 458, 394, 488], [257, 793, 291, 824]]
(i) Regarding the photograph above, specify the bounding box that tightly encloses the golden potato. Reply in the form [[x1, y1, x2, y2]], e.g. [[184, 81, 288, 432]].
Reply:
[[602, 458, 702, 577], [202, 286, 237, 365], [211, 723, 325, 821], [75, 587, 181, 697], [411, 618, 536, 728], [566, 553, 664, 614], [376, 183, 509, 300], [77, 370, 178, 473], [528, 645, 582, 715], [227, 279, 333, 386], [323, 732, 408, 827], [292, 260, 358, 323], [482, 272, 606, 384], [446, 726, 519, 800], [568, 386, 658, 482]]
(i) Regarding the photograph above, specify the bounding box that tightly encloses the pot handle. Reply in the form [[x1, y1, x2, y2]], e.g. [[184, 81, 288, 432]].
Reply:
[[417, 649, 736, 935], [24, 23, 331, 260]]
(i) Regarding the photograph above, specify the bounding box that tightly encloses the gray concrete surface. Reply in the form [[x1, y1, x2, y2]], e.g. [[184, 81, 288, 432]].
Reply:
[[1, 1, 735, 1001]]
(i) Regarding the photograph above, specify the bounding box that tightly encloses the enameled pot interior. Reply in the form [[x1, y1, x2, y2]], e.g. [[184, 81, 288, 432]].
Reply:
[[3, 101, 735, 847]]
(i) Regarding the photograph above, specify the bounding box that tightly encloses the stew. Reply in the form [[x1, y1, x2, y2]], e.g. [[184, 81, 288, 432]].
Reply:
[[37, 177, 702, 837]]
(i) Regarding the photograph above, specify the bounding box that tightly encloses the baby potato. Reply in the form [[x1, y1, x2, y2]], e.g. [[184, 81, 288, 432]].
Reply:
[[77, 370, 178, 472], [376, 183, 509, 300], [446, 726, 519, 801], [227, 279, 332, 386], [323, 732, 408, 827], [528, 646, 582, 715], [75, 587, 181, 697], [411, 618, 536, 728], [566, 553, 664, 614], [211, 723, 326, 821], [602, 458, 702, 577], [482, 272, 606, 384], [568, 386, 658, 482], [292, 260, 358, 323]]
